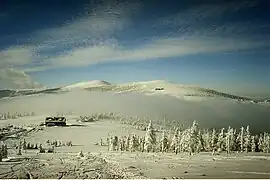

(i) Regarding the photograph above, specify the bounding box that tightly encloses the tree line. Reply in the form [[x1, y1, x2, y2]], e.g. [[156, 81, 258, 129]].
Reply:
[[107, 120, 270, 154]]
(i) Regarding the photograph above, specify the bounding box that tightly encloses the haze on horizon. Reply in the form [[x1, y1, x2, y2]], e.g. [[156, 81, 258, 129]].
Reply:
[[0, 0, 269, 97]]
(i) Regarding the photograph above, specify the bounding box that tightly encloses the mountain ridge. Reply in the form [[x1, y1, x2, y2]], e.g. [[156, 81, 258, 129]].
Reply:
[[0, 80, 268, 103]]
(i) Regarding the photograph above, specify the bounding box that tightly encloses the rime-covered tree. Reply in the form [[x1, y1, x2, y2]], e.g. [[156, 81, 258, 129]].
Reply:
[[170, 128, 180, 153], [202, 129, 211, 152], [160, 131, 169, 153], [17, 141, 22, 155], [251, 136, 256, 152], [108, 136, 114, 151], [144, 120, 157, 152], [211, 128, 218, 152], [231, 128, 238, 151], [258, 133, 264, 152], [78, 150, 84, 157], [188, 120, 200, 154], [23, 139, 27, 150], [263, 134, 270, 153], [217, 128, 226, 152], [196, 130, 204, 153], [244, 125, 251, 152], [129, 134, 139, 152], [238, 127, 245, 152], [139, 136, 145, 152], [125, 136, 130, 151], [1, 144, 7, 158], [225, 127, 234, 153], [109, 136, 119, 151]]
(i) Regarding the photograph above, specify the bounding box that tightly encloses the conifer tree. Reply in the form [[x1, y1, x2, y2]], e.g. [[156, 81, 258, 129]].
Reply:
[[239, 127, 245, 152], [125, 136, 130, 151], [188, 121, 200, 154], [211, 128, 218, 152], [244, 125, 251, 152], [170, 128, 179, 153], [231, 128, 238, 151], [258, 134, 263, 152], [217, 128, 226, 152], [129, 134, 138, 152], [144, 120, 157, 152], [23, 139, 27, 150], [17, 141, 22, 155], [203, 129, 211, 152], [2, 144, 7, 158], [160, 131, 169, 153], [140, 136, 145, 152], [109, 136, 115, 151], [262, 133, 268, 153], [251, 136, 256, 152], [264, 134, 270, 153], [0, 149, 2, 162], [196, 130, 204, 153]]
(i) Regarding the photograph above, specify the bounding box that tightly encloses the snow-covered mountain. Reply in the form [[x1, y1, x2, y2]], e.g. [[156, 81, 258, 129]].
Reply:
[[61, 80, 111, 90], [0, 80, 269, 104]]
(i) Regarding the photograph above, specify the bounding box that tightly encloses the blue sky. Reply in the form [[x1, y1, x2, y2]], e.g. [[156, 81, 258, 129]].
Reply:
[[0, 0, 269, 97]]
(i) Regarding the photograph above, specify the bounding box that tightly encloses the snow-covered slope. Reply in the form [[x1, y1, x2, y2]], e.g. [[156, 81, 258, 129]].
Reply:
[[0, 80, 268, 103], [61, 80, 111, 90], [83, 80, 255, 101]]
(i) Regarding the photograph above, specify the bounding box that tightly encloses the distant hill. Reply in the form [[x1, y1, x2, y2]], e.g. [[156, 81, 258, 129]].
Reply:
[[0, 80, 269, 104]]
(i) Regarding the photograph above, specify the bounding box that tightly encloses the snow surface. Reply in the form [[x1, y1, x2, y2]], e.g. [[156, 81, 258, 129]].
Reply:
[[1, 80, 270, 178], [61, 80, 111, 90], [0, 89, 269, 133], [1, 116, 270, 179]]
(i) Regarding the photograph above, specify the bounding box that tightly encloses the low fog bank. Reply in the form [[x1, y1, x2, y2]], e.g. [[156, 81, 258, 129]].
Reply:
[[0, 90, 269, 133]]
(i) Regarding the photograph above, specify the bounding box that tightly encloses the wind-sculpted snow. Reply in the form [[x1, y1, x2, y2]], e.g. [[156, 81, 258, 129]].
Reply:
[[0, 90, 270, 133]]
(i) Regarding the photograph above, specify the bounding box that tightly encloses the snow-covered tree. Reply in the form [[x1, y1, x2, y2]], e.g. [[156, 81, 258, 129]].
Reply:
[[231, 128, 238, 151], [139, 136, 145, 152], [23, 139, 27, 150], [78, 150, 84, 157], [188, 120, 200, 154], [217, 128, 226, 152], [170, 128, 180, 153], [119, 137, 125, 151], [144, 120, 157, 152], [244, 125, 251, 152], [202, 129, 211, 152], [211, 128, 218, 152], [125, 136, 130, 151], [238, 127, 245, 152], [160, 131, 169, 153], [109, 136, 118, 151], [263, 133, 270, 153], [17, 141, 22, 155], [225, 127, 234, 154], [1, 144, 7, 158], [258, 134, 264, 152], [196, 130, 204, 153], [251, 136, 256, 152], [129, 134, 139, 152]]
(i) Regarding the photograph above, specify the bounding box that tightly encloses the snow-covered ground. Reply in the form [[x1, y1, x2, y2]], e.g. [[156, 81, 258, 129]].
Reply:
[[0, 89, 269, 133], [1, 117, 270, 179], [1, 80, 270, 178]]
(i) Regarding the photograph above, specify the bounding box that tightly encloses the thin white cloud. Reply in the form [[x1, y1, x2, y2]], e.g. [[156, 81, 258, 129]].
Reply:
[[0, 68, 44, 89], [30, 1, 142, 47], [1, 0, 269, 75], [0, 46, 35, 67], [23, 36, 269, 72]]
